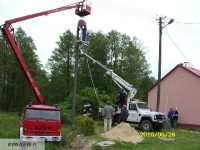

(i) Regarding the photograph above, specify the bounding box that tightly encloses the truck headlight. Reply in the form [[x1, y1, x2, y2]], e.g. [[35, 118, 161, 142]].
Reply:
[[52, 137, 59, 141]]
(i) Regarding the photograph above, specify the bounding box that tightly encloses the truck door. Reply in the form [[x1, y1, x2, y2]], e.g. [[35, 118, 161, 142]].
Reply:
[[127, 104, 138, 122]]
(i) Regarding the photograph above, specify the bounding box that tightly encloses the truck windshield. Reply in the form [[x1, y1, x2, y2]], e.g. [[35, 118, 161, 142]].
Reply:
[[137, 103, 149, 109], [25, 109, 60, 121]]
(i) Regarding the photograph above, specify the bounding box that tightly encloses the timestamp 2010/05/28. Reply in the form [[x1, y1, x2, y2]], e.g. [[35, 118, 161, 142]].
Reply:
[[140, 132, 175, 138]]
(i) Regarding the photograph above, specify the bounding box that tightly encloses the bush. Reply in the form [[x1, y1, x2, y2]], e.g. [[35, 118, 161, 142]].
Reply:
[[75, 115, 96, 136]]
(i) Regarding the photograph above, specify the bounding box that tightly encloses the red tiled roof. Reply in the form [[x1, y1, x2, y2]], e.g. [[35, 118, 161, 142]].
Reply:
[[145, 63, 200, 94], [184, 66, 200, 77]]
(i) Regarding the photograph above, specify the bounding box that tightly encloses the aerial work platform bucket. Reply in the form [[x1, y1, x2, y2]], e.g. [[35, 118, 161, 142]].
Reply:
[[75, 0, 92, 17]]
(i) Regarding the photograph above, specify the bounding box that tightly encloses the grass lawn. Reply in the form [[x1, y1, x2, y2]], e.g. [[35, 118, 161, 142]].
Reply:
[[0, 112, 200, 150], [90, 122, 200, 150]]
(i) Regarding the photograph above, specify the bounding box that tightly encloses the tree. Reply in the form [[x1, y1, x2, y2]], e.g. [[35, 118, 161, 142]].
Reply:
[[0, 27, 47, 110], [78, 30, 109, 93], [47, 29, 75, 104]]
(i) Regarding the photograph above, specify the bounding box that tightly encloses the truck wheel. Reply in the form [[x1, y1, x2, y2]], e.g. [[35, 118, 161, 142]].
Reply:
[[153, 125, 163, 131], [140, 120, 152, 131]]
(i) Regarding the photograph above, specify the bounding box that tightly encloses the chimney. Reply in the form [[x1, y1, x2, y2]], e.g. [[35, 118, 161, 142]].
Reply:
[[184, 62, 188, 67]]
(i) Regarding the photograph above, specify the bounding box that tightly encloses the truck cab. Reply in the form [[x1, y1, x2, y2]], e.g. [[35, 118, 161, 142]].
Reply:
[[19, 103, 61, 141], [127, 99, 166, 131]]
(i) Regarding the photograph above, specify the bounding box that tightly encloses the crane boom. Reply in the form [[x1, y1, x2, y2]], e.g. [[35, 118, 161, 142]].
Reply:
[[79, 48, 137, 101], [0, 0, 91, 104]]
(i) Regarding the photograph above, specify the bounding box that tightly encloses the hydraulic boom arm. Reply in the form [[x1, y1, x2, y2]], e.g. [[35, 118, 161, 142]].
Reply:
[[79, 48, 137, 101], [0, 0, 91, 104]]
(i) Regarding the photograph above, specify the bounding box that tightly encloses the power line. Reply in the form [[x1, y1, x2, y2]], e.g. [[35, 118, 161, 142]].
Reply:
[[49, 0, 200, 34], [175, 22, 200, 24], [170, 24, 200, 38], [174, 22, 200, 33], [49, 0, 200, 40], [163, 29, 200, 74], [49, 0, 159, 21]]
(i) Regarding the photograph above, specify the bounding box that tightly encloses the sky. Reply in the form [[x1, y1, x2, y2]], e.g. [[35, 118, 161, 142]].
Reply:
[[0, 0, 200, 79]]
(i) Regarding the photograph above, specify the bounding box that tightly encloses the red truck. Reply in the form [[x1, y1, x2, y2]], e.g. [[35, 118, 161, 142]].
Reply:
[[0, 0, 91, 142]]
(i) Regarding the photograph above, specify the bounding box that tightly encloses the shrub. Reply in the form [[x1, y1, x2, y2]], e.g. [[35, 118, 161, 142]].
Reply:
[[75, 115, 95, 136]]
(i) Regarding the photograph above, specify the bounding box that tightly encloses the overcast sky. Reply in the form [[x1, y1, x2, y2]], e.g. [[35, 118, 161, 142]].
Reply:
[[0, 0, 200, 79]]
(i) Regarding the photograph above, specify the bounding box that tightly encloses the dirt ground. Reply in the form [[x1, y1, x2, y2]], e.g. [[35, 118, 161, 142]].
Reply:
[[65, 122, 143, 149], [101, 122, 143, 144], [66, 131, 97, 150]]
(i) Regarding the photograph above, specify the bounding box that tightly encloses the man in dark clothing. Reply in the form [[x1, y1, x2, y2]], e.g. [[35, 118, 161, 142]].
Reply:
[[82, 100, 92, 116], [119, 105, 129, 123], [167, 108, 174, 128], [173, 108, 178, 129], [116, 88, 125, 108], [82, 25, 87, 42]]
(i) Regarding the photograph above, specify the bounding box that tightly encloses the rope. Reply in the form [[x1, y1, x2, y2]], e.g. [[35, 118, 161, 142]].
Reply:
[[85, 50, 103, 107]]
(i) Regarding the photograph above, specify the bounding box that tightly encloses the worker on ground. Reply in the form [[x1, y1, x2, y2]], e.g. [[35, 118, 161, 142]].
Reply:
[[102, 101, 113, 133], [82, 100, 92, 116], [116, 88, 125, 108], [167, 108, 174, 128], [119, 105, 129, 123], [172, 107, 178, 129]]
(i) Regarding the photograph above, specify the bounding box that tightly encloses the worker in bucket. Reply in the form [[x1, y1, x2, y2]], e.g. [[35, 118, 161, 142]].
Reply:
[[82, 25, 87, 42]]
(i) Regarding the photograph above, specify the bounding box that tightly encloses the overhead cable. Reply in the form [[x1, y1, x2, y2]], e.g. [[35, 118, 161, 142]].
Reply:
[[164, 29, 200, 75]]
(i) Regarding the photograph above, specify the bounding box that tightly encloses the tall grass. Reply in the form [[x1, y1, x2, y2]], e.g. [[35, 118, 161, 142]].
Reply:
[[0, 112, 19, 138], [0, 112, 72, 150]]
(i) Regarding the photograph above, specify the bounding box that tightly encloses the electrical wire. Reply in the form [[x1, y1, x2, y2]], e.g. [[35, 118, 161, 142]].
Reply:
[[49, 0, 200, 67], [163, 29, 200, 75], [171, 22, 200, 37], [174, 22, 200, 24], [49, 0, 200, 38]]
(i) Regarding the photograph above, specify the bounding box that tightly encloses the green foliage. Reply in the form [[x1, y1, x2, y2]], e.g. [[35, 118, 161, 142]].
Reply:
[[60, 87, 110, 119], [58, 100, 72, 124], [0, 27, 48, 110], [75, 115, 96, 136], [47, 29, 75, 104], [0, 27, 156, 113], [77, 87, 110, 113]]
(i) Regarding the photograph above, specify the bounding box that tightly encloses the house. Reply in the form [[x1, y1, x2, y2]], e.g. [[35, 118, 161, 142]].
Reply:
[[146, 63, 200, 129]]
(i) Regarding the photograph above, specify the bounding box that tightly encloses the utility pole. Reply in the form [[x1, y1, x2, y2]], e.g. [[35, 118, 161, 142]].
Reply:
[[71, 24, 80, 126], [156, 17, 174, 112], [156, 17, 162, 112]]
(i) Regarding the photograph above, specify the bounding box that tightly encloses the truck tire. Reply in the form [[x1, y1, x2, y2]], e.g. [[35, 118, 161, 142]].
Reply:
[[140, 120, 152, 131], [153, 125, 163, 131]]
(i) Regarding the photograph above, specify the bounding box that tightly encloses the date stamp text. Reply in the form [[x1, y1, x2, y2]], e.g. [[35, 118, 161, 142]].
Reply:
[[140, 132, 176, 138]]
